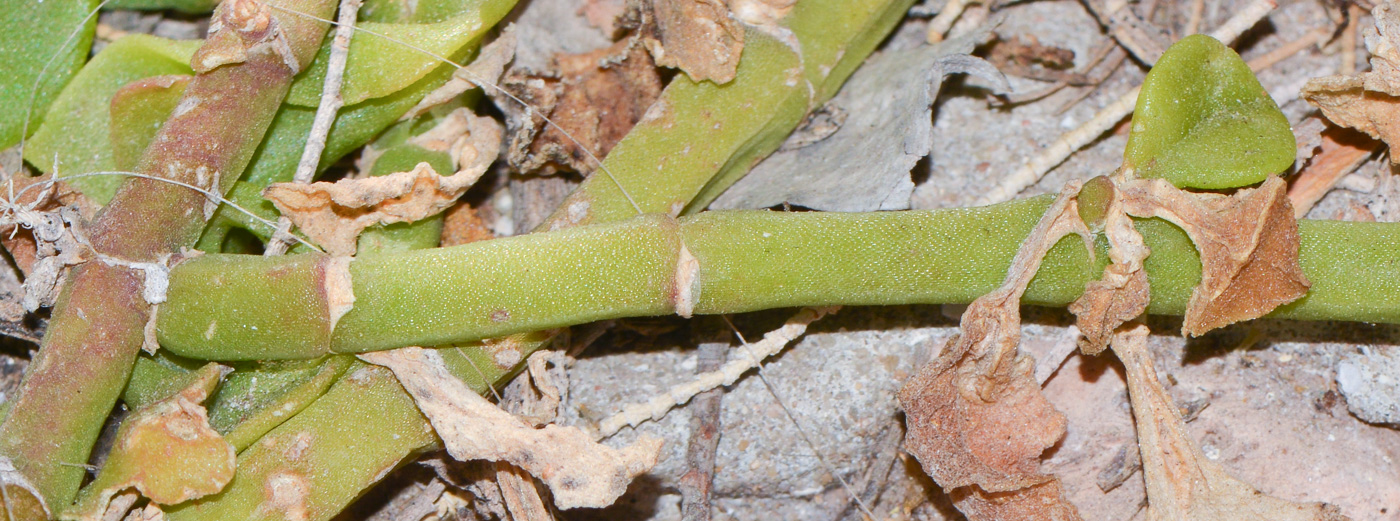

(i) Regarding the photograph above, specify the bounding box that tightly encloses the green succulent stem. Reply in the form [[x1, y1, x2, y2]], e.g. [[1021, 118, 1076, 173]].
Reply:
[[158, 198, 1400, 360], [0, 0, 336, 515]]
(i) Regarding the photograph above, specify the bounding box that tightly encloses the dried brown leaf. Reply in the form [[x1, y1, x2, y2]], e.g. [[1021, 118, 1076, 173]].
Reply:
[[636, 0, 745, 84], [1118, 176, 1309, 336], [1303, 2, 1400, 162], [899, 184, 1093, 497], [1110, 325, 1351, 521], [498, 37, 663, 173], [264, 112, 502, 255], [360, 346, 662, 510], [69, 363, 234, 521], [1069, 183, 1150, 354], [951, 480, 1084, 521]]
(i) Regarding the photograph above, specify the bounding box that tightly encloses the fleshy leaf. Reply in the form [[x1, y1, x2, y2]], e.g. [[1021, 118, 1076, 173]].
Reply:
[[1124, 34, 1294, 190], [0, 0, 99, 148], [284, 0, 515, 107], [110, 75, 192, 172], [24, 35, 201, 203], [106, 0, 220, 13]]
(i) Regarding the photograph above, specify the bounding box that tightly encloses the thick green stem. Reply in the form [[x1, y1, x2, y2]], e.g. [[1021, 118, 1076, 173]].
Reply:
[[158, 198, 1400, 360], [0, 0, 335, 515]]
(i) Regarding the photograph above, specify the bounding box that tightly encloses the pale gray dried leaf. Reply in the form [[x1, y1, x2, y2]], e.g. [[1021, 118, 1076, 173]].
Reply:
[[710, 29, 1006, 212], [360, 347, 662, 510]]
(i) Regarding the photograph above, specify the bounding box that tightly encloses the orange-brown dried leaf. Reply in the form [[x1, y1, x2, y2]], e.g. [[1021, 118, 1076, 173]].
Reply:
[[1287, 127, 1378, 218], [440, 202, 496, 247], [899, 184, 1092, 494], [265, 112, 502, 255], [1303, 2, 1400, 163], [1110, 325, 1350, 521], [1118, 176, 1309, 336], [499, 37, 663, 173], [950, 480, 1084, 521], [67, 363, 234, 521], [1069, 188, 1150, 354], [637, 0, 745, 84]]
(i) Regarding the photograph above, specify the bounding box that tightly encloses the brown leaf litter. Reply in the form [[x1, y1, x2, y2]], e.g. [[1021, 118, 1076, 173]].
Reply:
[[359, 346, 662, 510], [634, 0, 745, 84], [1068, 176, 1150, 355], [1303, 1, 1400, 163], [1109, 325, 1350, 521], [263, 111, 502, 256], [0, 173, 101, 311], [68, 363, 235, 521], [1116, 176, 1310, 337], [497, 35, 663, 173], [898, 183, 1093, 519]]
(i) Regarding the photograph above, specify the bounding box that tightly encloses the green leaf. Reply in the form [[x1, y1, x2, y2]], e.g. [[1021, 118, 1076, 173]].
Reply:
[[285, 0, 515, 107], [24, 35, 200, 203], [104, 0, 220, 13], [0, 0, 100, 148], [110, 75, 192, 171], [1124, 34, 1295, 190]]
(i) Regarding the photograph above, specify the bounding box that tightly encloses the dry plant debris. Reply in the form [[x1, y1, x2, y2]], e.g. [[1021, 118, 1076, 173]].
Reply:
[[899, 183, 1092, 519], [497, 34, 663, 174], [1304, 1, 1400, 163], [712, 26, 1006, 212], [1067, 176, 1149, 355], [1110, 325, 1350, 521], [1116, 176, 1309, 336], [359, 346, 662, 510], [68, 363, 234, 521], [636, 0, 745, 84], [0, 175, 99, 312], [263, 111, 502, 255]]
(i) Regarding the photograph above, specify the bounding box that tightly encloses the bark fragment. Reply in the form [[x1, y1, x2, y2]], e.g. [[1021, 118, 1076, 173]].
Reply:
[[359, 346, 662, 510], [899, 183, 1092, 517], [1117, 176, 1309, 336], [264, 112, 502, 255]]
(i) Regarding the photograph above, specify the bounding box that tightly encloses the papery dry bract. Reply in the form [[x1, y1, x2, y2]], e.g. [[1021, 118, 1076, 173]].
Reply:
[[1118, 176, 1309, 336]]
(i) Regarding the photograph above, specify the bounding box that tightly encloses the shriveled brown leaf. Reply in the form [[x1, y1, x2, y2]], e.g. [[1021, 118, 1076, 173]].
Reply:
[[440, 202, 496, 247], [899, 183, 1093, 498], [1069, 181, 1150, 354], [951, 480, 1084, 521], [69, 363, 234, 521], [1118, 176, 1309, 336], [496, 36, 663, 174], [1110, 325, 1351, 521], [359, 346, 662, 510], [264, 112, 502, 255], [1303, 2, 1400, 163], [635, 0, 745, 84]]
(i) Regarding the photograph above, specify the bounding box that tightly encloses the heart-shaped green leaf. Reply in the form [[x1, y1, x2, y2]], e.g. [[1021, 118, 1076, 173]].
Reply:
[[1124, 34, 1294, 190]]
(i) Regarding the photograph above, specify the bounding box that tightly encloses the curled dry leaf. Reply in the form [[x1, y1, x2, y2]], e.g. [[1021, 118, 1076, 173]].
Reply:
[[899, 184, 1092, 502], [1117, 176, 1309, 336], [68, 363, 234, 521], [264, 112, 502, 256], [359, 346, 663, 510], [1110, 325, 1351, 521], [497, 36, 663, 173], [1303, 1, 1400, 163], [635, 0, 745, 84], [1068, 178, 1150, 355]]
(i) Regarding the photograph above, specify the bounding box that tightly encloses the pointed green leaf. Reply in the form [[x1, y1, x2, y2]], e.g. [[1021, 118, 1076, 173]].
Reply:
[[1124, 34, 1295, 190], [0, 0, 100, 148]]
